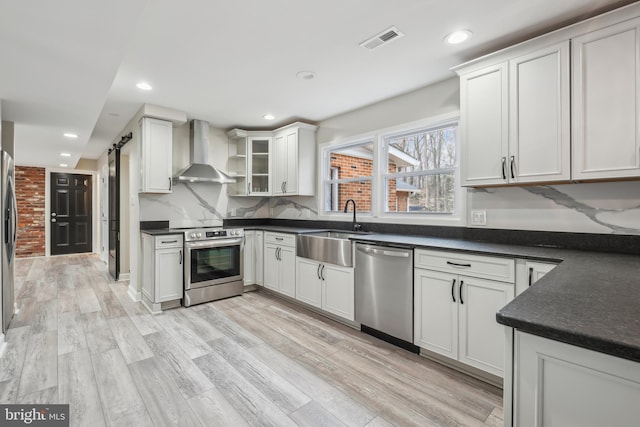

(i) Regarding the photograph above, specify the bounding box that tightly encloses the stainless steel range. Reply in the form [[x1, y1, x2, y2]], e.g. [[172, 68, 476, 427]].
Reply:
[[183, 227, 244, 306]]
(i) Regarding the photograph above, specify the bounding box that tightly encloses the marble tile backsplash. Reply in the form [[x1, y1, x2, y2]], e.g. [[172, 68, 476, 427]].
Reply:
[[138, 180, 640, 235]]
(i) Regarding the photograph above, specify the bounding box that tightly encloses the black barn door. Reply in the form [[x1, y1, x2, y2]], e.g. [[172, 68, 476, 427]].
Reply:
[[108, 149, 120, 280], [50, 173, 92, 255]]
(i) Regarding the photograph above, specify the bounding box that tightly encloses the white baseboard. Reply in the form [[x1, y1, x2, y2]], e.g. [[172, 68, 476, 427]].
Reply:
[[127, 284, 141, 302], [118, 273, 130, 282]]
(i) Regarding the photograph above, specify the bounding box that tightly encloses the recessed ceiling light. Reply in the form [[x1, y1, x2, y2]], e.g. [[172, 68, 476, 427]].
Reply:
[[63, 133, 78, 139], [296, 71, 316, 80], [263, 114, 275, 120], [60, 153, 71, 157], [59, 164, 68, 167], [136, 82, 152, 90], [445, 30, 472, 44]]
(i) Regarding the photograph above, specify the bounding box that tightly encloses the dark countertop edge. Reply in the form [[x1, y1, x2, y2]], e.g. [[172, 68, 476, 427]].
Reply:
[[496, 314, 640, 363], [140, 229, 185, 236]]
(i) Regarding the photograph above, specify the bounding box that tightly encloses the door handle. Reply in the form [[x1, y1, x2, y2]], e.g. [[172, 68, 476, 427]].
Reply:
[[446, 261, 471, 268], [451, 278, 456, 303], [169, 177, 172, 191], [320, 264, 325, 281], [247, 182, 251, 194], [528, 267, 534, 287], [284, 181, 287, 193], [179, 250, 182, 265], [317, 263, 321, 280], [459, 280, 464, 304]]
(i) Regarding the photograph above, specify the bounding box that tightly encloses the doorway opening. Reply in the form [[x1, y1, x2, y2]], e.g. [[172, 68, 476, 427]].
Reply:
[[50, 172, 93, 255]]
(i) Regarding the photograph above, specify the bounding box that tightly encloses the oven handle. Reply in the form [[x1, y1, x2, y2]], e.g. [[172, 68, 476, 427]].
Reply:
[[184, 238, 244, 249]]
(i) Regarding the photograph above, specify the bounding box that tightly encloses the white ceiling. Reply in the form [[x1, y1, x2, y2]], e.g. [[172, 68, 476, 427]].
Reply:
[[1, 0, 634, 167]]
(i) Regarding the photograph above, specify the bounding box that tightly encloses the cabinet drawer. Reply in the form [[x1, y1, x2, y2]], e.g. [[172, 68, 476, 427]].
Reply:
[[264, 232, 296, 247], [155, 234, 183, 249], [415, 249, 515, 283]]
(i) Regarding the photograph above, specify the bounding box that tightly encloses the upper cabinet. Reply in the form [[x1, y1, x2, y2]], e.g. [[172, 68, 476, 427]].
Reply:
[[227, 129, 272, 196], [273, 123, 318, 196], [455, 5, 640, 187], [228, 122, 318, 197], [572, 18, 640, 180], [139, 117, 173, 193], [458, 42, 570, 186]]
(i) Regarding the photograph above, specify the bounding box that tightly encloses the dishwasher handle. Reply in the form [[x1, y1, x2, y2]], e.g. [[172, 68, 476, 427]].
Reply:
[[357, 245, 410, 258]]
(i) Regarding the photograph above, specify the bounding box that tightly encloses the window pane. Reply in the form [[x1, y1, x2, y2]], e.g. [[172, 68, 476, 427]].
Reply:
[[387, 126, 456, 173], [386, 173, 455, 213], [325, 180, 372, 213], [328, 142, 374, 179]]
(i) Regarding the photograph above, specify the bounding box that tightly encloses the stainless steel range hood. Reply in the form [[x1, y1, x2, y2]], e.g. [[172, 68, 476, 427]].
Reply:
[[173, 119, 236, 184]]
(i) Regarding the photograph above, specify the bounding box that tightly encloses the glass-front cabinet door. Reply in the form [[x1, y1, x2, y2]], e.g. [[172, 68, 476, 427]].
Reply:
[[248, 137, 271, 195]]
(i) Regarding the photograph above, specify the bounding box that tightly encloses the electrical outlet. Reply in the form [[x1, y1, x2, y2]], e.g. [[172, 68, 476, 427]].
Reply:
[[471, 210, 487, 226]]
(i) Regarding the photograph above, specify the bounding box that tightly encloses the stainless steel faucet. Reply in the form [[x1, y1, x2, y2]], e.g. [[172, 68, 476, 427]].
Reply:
[[343, 198, 362, 231]]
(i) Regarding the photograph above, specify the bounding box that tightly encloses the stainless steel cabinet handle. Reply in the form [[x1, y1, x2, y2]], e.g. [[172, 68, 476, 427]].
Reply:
[[510, 155, 516, 179], [179, 250, 182, 265], [169, 177, 172, 191], [320, 264, 325, 281], [284, 181, 287, 193], [247, 182, 251, 194], [275, 237, 284, 241], [161, 240, 178, 244], [501, 157, 507, 180], [317, 264, 321, 279]]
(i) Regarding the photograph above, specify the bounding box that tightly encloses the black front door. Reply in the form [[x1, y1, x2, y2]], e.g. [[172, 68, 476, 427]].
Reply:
[[50, 173, 92, 255], [108, 149, 119, 280]]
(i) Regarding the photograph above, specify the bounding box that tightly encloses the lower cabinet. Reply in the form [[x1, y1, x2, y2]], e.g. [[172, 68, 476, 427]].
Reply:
[[264, 241, 296, 298], [296, 257, 354, 321], [414, 262, 514, 377], [243, 230, 264, 286], [141, 233, 184, 314], [511, 331, 640, 427]]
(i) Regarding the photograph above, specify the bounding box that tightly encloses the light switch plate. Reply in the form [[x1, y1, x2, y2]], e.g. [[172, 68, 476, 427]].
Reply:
[[471, 210, 487, 226]]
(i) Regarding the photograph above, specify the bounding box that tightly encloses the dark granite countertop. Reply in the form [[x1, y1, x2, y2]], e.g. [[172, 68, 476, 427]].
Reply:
[[351, 233, 640, 363], [241, 226, 328, 234], [140, 229, 185, 236]]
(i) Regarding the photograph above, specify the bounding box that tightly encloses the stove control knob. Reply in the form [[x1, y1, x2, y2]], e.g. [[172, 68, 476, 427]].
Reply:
[[190, 233, 196, 238], [231, 230, 237, 236], [197, 233, 202, 238]]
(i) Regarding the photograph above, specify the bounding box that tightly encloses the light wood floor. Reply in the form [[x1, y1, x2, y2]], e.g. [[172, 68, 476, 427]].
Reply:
[[0, 254, 503, 426]]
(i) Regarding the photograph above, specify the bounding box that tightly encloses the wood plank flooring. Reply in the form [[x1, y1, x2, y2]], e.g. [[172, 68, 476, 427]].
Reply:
[[1, 254, 503, 426]]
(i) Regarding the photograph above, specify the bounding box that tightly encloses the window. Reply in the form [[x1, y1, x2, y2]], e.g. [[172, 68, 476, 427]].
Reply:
[[321, 115, 460, 220], [324, 141, 374, 213], [384, 123, 457, 213]]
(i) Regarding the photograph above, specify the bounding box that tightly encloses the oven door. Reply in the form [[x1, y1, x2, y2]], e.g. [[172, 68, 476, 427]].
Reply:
[[184, 238, 244, 290]]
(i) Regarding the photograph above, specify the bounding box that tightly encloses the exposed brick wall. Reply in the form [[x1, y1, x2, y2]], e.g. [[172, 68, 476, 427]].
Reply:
[[329, 153, 402, 212], [15, 166, 45, 257]]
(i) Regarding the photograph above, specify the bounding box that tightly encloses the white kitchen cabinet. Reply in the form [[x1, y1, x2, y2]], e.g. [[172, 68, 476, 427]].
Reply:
[[414, 249, 515, 377], [139, 117, 173, 193], [515, 259, 557, 296], [511, 331, 640, 427], [141, 233, 183, 314], [227, 129, 272, 196], [243, 230, 264, 286], [271, 122, 318, 196], [460, 63, 508, 187], [572, 18, 640, 180], [264, 232, 296, 298], [295, 256, 355, 321], [458, 41, 570, 186]]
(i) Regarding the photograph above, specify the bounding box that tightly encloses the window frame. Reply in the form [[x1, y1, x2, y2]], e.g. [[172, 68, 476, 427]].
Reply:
[[318, 112, 465, 226]]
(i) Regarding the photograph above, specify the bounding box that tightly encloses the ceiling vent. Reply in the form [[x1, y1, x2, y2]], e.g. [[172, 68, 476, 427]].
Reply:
[[360, 26, 404, 51]]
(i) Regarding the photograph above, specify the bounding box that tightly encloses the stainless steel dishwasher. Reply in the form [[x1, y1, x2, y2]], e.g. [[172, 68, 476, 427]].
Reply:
[[355, 242, 415, 348]]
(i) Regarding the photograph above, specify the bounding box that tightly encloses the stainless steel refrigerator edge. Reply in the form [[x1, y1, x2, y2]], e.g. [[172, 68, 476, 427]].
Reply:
[[355, 243, 413, 343], [2, 151, 17, 333]]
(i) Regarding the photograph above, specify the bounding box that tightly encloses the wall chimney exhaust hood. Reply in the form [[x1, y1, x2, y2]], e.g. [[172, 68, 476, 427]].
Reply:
[[173, 120, 236, 184]]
